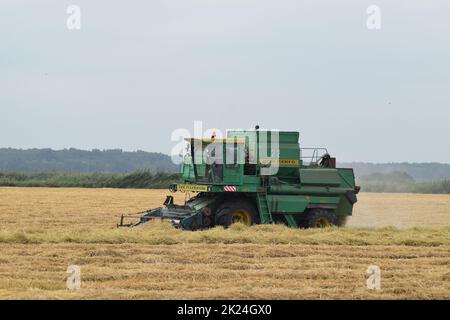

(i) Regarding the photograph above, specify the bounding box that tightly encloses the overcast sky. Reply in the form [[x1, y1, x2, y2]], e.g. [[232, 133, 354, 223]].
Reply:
[[1, 0, 449, 163]]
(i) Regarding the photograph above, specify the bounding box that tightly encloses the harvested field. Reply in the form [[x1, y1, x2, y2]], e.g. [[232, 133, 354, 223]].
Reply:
[[0, 187, 449, 299]]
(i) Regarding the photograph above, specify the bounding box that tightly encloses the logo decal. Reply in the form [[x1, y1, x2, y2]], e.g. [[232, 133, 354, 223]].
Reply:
[[177, 184, 209, 192]]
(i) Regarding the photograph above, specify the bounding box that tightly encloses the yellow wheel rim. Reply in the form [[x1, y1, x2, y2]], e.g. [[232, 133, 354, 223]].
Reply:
[[315, 217, 331, 228], [231, 209, 252, 226]]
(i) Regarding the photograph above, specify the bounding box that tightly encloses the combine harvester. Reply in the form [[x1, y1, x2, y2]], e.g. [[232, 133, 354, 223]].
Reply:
[[118, 127, 359, 229]]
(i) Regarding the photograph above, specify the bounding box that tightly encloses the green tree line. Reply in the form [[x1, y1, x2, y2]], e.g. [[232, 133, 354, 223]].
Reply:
[[0, 171, 179, 189], [0, 148, 178, 173], [0, 170, 449, 194], [340, 162, 450, 181], [357, 171, 450, 194]]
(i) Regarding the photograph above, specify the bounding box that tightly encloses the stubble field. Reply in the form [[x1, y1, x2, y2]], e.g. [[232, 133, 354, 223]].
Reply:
[[0, 187, 449, 299]]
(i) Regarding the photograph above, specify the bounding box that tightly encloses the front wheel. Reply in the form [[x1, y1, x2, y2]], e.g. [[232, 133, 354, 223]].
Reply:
[[215, 200, 259, 228]]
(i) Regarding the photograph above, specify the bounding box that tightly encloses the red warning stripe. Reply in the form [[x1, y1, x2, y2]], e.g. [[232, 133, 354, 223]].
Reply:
[[224, 186, 237, 192]]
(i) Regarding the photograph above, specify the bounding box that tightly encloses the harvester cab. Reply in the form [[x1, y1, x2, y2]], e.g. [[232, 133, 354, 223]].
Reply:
[[179, 137, 245, 186], [117, 128, 359, 230]]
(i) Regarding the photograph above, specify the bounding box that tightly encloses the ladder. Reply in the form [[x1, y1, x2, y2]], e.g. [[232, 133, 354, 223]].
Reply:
[[257, 193, 273, 224]]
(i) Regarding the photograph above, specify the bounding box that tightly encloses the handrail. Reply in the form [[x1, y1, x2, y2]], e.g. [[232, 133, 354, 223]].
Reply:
[[300, 148, 329, 166]]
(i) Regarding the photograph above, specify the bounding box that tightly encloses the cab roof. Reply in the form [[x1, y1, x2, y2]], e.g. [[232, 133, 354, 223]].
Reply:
[[185, 138, 246, 144]]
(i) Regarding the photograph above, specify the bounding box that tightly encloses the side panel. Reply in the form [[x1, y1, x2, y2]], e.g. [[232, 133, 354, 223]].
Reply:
[[300, 168, 341, 186], [267, 194, 341, 214], [267, 195, 309, 213], [336, 168, 357, 216], [336, 195, 354, 216], [337, 168, 356, 188], [307, 196, 341, 209]]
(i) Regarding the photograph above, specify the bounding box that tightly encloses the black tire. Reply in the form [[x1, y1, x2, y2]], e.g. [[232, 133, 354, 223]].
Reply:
[[334, 215, 348, 227], [300, 209, 335, 228], [215, 200, 259, 228]]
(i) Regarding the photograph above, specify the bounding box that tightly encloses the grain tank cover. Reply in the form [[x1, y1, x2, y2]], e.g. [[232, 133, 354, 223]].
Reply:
[[227, 129, 300, 179]]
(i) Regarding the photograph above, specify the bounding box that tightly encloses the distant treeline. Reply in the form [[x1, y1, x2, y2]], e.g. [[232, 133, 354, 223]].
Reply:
[[340, 162, 450, 181], [0, 171, 179, 189], [1, 170, 449, 194], [1, 148, 450, 182], [0, 148, 178, 173], [358, 171, 450, 194], [360, 180, 450, 194], [0, 148, 450, 193]]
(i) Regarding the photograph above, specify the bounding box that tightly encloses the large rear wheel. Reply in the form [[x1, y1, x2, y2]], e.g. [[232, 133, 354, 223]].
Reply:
[[334, 215, 348, 227], [300, 209, 335, 228], [215, 200, 259, 228]]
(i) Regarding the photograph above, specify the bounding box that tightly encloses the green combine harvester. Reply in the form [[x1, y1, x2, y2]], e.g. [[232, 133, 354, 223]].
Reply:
[[118, 127, 359, 229]]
